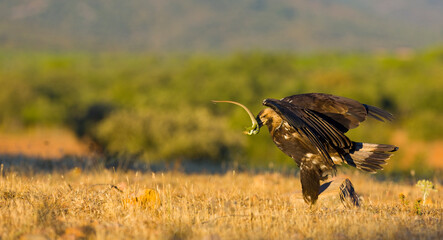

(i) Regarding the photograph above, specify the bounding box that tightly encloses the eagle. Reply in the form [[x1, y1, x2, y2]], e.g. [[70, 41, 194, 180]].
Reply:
[[213, 93, 398, 204]]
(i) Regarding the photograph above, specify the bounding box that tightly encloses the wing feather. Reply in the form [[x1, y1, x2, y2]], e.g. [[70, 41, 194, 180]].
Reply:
[[303, 109, 352, 148], [263, 98, 351, 169], [262, 94, 394, 174], [363, 104, 394, 121], [281, 93, 393, 132], [281, 93, 366, 131]]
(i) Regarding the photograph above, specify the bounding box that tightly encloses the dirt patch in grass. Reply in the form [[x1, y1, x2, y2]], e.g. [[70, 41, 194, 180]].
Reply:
[[0, 128, 91, 159]]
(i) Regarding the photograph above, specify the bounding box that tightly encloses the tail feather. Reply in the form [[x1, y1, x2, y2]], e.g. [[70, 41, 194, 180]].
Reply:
[[346, 142, 398, 173]]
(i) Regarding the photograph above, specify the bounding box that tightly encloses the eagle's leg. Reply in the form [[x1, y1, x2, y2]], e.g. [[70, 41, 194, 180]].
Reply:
[[338, 178, 360, 207], [318, 177, 360, 207], [299, 154, 332, 204], [300, 162, 321, 204]]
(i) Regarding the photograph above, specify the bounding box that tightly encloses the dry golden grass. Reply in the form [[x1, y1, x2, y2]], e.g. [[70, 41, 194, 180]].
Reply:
[[0, 166, 441, 240]]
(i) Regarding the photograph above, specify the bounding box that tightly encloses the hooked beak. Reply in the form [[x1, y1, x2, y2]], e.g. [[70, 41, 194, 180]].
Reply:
[[212, 100, 260, 135]]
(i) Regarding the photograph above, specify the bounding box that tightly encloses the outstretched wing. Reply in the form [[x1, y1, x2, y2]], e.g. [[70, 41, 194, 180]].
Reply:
[[263, 98, 352, 169], [281, 93, 393, 133]]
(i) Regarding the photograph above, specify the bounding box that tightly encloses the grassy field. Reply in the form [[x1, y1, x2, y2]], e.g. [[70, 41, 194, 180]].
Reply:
[[1, 49, 442, 239], [1, 163, 441, 240]]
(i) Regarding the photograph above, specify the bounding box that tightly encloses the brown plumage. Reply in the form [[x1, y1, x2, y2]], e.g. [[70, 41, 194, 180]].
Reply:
[[213, 93, 398, 204]]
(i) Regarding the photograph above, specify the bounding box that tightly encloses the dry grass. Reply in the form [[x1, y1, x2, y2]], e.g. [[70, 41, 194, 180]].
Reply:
[[0, 166, 441, 240]]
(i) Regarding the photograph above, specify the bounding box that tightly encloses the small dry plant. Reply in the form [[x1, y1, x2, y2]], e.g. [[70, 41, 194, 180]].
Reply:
[[416, 179, 437, 205]]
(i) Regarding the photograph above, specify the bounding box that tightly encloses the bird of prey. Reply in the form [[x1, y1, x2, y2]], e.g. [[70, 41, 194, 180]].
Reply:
[[213, 93, 398, 204]]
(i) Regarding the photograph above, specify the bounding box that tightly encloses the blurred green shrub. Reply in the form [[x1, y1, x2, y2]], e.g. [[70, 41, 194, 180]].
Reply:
[[0, 47, 442, 167], [94, 107, 243, 163]]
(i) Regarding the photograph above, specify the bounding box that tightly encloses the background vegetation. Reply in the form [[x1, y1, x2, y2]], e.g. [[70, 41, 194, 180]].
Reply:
[[1, 47, 442, 175]]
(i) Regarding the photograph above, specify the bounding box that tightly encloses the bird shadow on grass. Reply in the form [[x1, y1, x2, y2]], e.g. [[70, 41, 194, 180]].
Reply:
[[0, 154, 101, 175], [0, 154, 257, 176], [1, 154, 438, 182]]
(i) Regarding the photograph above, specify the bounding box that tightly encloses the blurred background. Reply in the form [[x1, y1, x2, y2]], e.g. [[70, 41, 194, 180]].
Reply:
[[0, 0, 442, 178]]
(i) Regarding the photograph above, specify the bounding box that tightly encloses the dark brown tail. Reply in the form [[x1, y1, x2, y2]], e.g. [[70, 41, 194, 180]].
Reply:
[[345, 142, 398, 173]]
